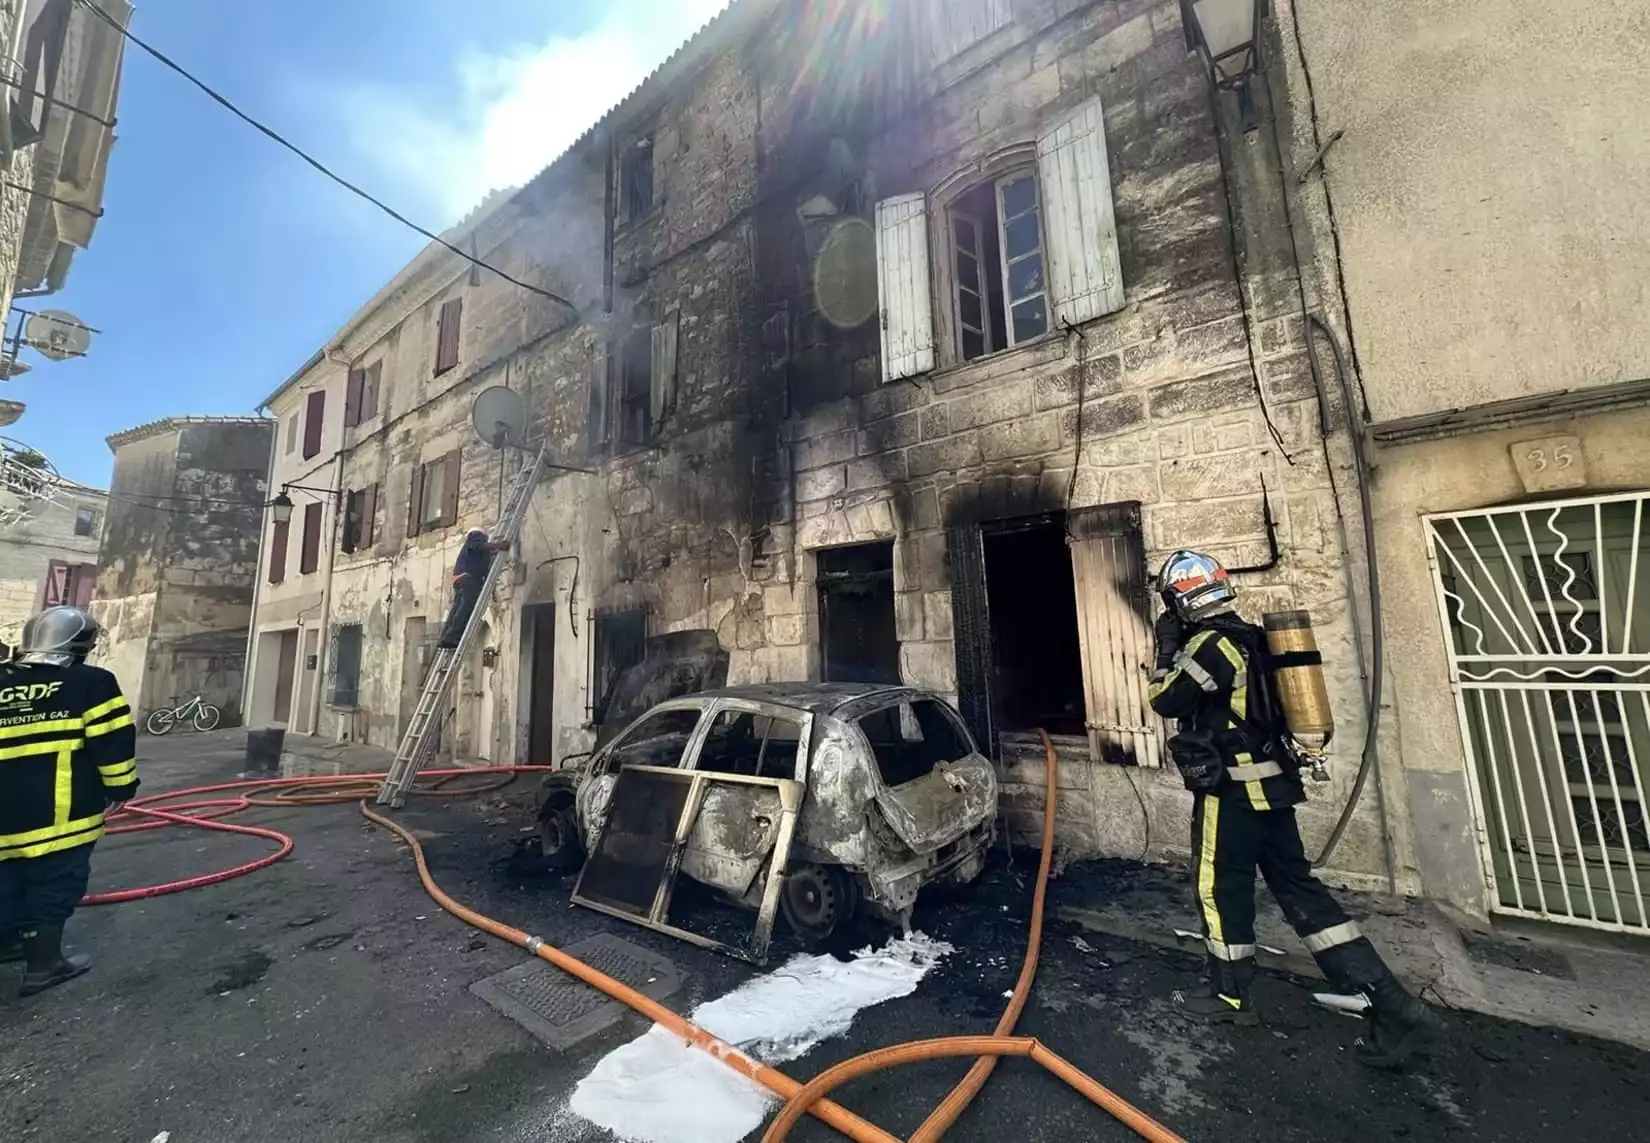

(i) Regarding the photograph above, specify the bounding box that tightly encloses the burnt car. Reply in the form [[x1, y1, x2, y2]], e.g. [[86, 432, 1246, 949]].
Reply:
[[536, 661, 997, 950]]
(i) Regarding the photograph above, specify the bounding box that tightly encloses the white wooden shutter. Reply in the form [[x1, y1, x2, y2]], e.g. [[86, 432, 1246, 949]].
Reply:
[[874, 193, 935, 383], [651, 309, 679, 424], [928, 0, 1013, 63], [1037, 96, 1124, 327], [1068, 504, 1164, 768]]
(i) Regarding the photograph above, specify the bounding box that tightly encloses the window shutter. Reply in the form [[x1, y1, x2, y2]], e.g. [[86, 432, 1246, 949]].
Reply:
[[586, 345, 611, 453], [362, 362, 381, 420], [72, 563, 96, 608], [1037, 95, 1124, 326], [435, 298, 463, 375], [302, 390, 326, 459], [300, 502, 323, 574], [407, 464, 426, 538], [361, 483, 378, 547], [344, 368, 364, 427], [441, 450, 462, 526], [269, 520, 289, 584], [650, 310, 680, 425], [874, 193, 935, 382], [340, 491, 358, 554], [1067, 503, 1163, 768]]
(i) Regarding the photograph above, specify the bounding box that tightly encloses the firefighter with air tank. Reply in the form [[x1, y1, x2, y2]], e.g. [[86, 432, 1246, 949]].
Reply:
[[1147, 549, 1434, 1068]]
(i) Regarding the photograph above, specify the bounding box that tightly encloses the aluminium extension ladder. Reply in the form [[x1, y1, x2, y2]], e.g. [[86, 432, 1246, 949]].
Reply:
[[375, 441, 549, 808]]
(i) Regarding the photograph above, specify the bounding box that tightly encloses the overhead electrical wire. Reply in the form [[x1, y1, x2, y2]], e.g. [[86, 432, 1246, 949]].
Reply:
[[71, 0, 577, 313]]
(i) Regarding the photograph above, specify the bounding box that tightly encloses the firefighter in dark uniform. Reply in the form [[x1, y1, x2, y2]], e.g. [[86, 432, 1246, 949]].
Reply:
[[438, 528, 509, 649], [1147, 550, 1432, 1068], [0, 606, 137, 996]]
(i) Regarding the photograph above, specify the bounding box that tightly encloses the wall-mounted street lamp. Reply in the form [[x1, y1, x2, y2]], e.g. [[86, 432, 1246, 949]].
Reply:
[[270, 483, 340, 525], [1182, 0, 1266, 131]]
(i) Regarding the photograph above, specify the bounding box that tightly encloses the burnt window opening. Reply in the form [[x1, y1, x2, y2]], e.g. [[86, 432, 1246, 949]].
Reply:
[[602, 707, 700, 773], [590, 606, 649, 723], [817, 541, 900, 684], [73, 506, 97, 537], [617, 327, 654, 445], [982, 517, 1086, 737], [621, 139, 654, 223], [330, 623, 364, 708], [697, 710, 804, 781], [407, 451, 461, 537], [949, 170, 1048, 361], [858, 699, 973, 788]]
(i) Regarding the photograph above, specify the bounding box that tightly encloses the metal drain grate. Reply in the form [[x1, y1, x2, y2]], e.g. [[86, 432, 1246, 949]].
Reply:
[[470, 933, 681, 1050]]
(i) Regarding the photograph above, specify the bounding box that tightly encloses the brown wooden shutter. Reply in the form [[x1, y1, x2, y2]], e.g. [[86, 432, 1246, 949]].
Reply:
[[340, 490, 359, 554], [362, 362, 382, 420], [300, 502, 323, 574], [407, 464, 426, 538], [303, 390, 326, 459], [440, 450, 461, 526], [361, 483, 378, 546], [344, 368, 365, 427], [435, 298, 462, 375], [72, 563, 96, 608], [269, 519, 289, 584]]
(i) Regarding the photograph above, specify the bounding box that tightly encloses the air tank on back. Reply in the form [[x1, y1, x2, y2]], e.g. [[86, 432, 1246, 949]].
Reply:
[[1261, 610, 1335, 767]]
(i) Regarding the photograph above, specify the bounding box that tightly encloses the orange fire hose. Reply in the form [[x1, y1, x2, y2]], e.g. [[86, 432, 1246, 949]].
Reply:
[[760, 730, 1184, 1143], [102, 738, 1184, 1143]]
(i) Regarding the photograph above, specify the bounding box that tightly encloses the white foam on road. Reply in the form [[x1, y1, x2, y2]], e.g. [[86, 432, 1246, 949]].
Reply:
[[561, 932, 953, 1143]]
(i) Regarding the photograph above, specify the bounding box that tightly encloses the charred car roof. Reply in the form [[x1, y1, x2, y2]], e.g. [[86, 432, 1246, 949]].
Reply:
[[682, 682, 917, 715]]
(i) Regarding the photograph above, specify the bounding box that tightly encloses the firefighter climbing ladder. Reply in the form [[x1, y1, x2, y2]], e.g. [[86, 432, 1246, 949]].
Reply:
[[376, 439, 549, 808]]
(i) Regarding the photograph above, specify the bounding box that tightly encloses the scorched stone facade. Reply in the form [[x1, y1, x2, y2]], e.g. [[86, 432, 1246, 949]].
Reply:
[[249, 0, 1391, 894]]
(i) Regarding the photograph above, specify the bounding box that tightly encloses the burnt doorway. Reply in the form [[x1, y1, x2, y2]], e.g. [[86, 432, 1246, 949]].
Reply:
[[524, 603, 556, 764], [818, 541, 899, 684], [980, 515, 1086, 738]]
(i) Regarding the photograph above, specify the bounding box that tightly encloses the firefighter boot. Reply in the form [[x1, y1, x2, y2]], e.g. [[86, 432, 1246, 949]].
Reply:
[[18, 924, 90, 997], [0, 931, 22, 964], [1356, 974, 1434, 1071], [1174, 956, 1259, 1026]]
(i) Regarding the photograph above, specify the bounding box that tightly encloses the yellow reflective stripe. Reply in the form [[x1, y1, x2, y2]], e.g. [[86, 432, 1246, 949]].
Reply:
[[0, 823, 104, 860], [0, 737, 83, 760], [1151, 631, 1218, 700], [98, 759, 137, 782], [85, 713, 134, 737], [0, 716, 82, 740], [84, 695, 129, 722], [53, 748, 72, 827], [0, 810, 105, 850], [1196, 795, 1223, 945]]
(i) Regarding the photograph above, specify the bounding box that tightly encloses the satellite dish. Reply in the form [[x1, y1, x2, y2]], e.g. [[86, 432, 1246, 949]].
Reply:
[[471, 385, 527, 449], [812, 218, 878, 330], [0, 358, 30, 379], [23, 311, 91, 362]]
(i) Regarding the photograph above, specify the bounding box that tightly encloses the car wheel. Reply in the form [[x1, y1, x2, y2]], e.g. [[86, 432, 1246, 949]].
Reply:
[[781, 863, 858, 947], [537, 795, 585, 872]]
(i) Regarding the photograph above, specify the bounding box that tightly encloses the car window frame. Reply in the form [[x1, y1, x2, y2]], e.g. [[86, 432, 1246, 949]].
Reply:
[[851, 693, 981, 790], [593, 700, 710, 777], [684, 698, 813, 785]]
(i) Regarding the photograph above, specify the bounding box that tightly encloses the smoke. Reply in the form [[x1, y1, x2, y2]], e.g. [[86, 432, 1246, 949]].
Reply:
[[333, 1, 732, 225]]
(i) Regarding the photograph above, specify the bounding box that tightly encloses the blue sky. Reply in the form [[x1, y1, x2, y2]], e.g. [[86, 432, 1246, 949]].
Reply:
[[11, 0, 726, 487]]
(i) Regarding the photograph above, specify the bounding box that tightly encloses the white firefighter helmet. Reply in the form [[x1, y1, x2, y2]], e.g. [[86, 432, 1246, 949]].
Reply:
[[1156, 550, 1236, 621]]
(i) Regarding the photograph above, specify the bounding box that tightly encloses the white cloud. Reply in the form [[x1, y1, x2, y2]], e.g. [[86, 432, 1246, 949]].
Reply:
[[338, 0, 730, 223]]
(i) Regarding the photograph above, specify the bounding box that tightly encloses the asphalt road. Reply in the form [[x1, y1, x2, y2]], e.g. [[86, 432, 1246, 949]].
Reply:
[[2, 731, 1648, 1143]]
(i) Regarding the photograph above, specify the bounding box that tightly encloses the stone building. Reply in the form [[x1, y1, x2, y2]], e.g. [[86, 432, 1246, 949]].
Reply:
[[90, 416, 274, 724], [0, 478, 106, 645], [247, 0, 1385, 887], [1268, 0, 1650, 937]]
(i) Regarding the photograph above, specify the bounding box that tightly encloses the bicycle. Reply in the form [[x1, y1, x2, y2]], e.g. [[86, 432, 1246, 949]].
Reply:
[[145, 694, 222, 735]]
